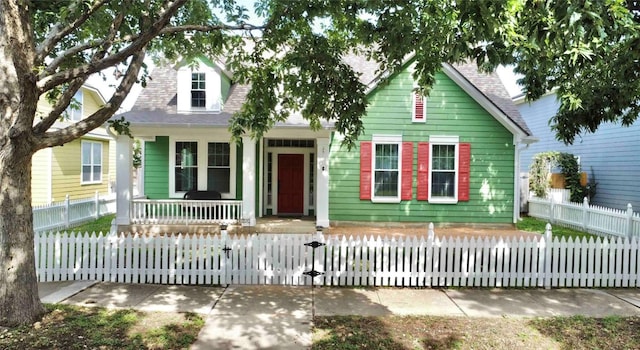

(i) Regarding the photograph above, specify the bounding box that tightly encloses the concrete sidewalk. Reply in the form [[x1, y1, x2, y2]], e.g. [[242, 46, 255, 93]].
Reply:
[[38, 281, 640, 349]]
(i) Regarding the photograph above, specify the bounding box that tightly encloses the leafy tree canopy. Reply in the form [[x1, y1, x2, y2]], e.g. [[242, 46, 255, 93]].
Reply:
[[14, 0, 640, 151]]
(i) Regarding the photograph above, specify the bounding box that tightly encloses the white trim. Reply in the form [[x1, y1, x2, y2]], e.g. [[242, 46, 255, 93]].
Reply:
[[371, 135, 403, 203], [115, 136, 132, 225], [80, 140, 103, 184], [242, 136, 256, 226], [316, 138, 330, 227], [428, 136, 459, 204], [168, 136, 237, 199], [265, 145, 315, 216]]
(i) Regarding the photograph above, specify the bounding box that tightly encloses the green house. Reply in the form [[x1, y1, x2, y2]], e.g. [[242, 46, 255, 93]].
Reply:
[[112, 56, 535, 230]]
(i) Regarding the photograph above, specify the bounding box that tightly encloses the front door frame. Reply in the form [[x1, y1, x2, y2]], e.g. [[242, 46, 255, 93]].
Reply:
[[263, 141, 315, 216]]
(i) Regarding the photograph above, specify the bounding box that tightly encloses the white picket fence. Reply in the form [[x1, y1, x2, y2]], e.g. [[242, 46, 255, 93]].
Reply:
[[33, 192, 116, 232], [34, 224, 640, 288], [528, 196, 640, 239]]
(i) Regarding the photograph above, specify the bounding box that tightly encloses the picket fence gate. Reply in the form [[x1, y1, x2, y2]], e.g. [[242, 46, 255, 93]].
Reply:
[[34, 224, 640, 288]]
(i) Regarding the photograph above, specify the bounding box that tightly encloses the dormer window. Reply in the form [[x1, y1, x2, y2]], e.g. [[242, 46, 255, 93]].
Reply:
[[191, 73, 206, 108], [177, 61, 224, 113]]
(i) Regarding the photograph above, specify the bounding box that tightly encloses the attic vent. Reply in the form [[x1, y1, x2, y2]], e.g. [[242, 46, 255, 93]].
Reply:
[[412, 92, 426, 123]]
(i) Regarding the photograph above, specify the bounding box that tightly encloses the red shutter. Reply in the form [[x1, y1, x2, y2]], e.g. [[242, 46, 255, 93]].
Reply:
[[414, 92, 424, 121], [458, 143, 471, 201], [401, 142, 413, 200], [360, 142, 372, 200], [417, 142, 429, 200]]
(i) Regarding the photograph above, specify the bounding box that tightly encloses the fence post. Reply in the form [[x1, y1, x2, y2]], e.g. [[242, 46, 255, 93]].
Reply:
[[627, 203, 634, 239], [426, 223, 434, 287], [544, 223, 552, 289], [110, 218, 117, 235], [582, 197, 589, 232], [94, 191, 100, 219], [64, 195, 70, 229], [548, 196, 555, 224]]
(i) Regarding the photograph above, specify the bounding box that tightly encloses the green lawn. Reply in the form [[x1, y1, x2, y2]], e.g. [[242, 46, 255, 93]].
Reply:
[[517, 216, 596, 240], [67, 214, 115, 234]]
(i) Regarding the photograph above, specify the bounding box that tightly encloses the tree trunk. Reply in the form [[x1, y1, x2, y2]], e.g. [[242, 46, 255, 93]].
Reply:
[[0, 0, 43, 326], [0, 138, 44, 326]]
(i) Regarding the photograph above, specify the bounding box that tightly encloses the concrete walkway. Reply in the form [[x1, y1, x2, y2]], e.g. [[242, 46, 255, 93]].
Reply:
[[38, 281, 640, 349]]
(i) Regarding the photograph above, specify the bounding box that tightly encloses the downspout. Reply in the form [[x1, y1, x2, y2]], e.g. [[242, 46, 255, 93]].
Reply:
[[513, 135, 537, 223]]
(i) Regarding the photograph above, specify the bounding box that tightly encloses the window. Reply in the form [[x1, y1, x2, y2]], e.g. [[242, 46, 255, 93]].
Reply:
[[191, 73, 206, 108], [374, 143, 400, 199], [65, 90, 83, 122], [431, 144, 456, 198], [81, 141, 102, 183], [360, 136, 413, 203], [420, 136, 470, 203], [175, 142, 198, 192], [170, 139, 236, 197], [412, 91, 426, 122], [207, 142, 230, 193]]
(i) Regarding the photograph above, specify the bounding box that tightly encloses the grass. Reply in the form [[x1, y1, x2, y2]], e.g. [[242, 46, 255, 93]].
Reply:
[[67, 214, 115, 234], [0, 303, 204, 350], [517, 216, 596, 240], [312, 315, 640, 349]]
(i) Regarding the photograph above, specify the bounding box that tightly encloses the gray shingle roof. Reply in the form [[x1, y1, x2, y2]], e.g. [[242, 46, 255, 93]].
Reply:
[[120, 56, 530, 136]]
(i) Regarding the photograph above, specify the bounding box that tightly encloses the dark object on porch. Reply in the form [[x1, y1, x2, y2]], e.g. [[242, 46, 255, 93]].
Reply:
[[183, 190, 222, 200]]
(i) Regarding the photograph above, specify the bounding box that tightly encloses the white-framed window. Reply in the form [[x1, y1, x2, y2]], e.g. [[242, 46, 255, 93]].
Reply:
[[412, 91, 426, 122], [169, 138, 236, 198], [207, 142, 230, 193], [65, 90, 83, 122], [429, 136, 459, 203], [191, 73, 206, 108], [174, 141, 198, 192], [81, 140, 102, 184], [372, 135, 402, 203]]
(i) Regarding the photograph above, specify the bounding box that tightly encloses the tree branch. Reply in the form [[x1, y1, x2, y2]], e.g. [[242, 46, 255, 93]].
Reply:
[[35, 0, 109, 65], [34, 7, 127, 135], [35, 49, 147, 149], [159, 22, 266, 34], [38, 0, 188, 93]]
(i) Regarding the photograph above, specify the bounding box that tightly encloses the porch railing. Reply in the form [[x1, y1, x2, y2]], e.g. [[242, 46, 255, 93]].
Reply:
[[131, 199, 243, 225]]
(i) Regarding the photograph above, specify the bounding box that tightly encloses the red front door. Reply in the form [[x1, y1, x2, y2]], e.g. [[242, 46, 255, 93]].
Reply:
[[278, 154, 304, 215]]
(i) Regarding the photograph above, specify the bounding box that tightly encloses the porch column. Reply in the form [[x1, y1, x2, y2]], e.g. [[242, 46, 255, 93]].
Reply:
[[242, 136, 256, 226], [115, 135, 133, 226], [316, 138, 330, 227]]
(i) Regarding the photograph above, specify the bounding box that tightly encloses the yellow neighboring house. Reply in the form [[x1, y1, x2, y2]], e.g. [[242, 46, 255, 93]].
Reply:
[[32, 85, 116, 205]]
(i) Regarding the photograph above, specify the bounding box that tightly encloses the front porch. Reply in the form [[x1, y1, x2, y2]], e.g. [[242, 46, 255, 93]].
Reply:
[[112, 132, 331, 232]]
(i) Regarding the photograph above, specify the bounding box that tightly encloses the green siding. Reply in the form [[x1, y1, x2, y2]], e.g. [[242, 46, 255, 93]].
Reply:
[[144, 136, 169, 199], [329, 66, 515, 224]]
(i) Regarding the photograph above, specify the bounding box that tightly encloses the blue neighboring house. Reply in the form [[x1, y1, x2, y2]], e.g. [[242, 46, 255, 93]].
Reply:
[[516, 92, 640, 211]]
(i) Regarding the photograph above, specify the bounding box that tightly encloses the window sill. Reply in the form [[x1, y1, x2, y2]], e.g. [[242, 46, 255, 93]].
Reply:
[[428, 198, 458, 204], [371, 197, 401, 204], [81, 181, 102, 186]]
